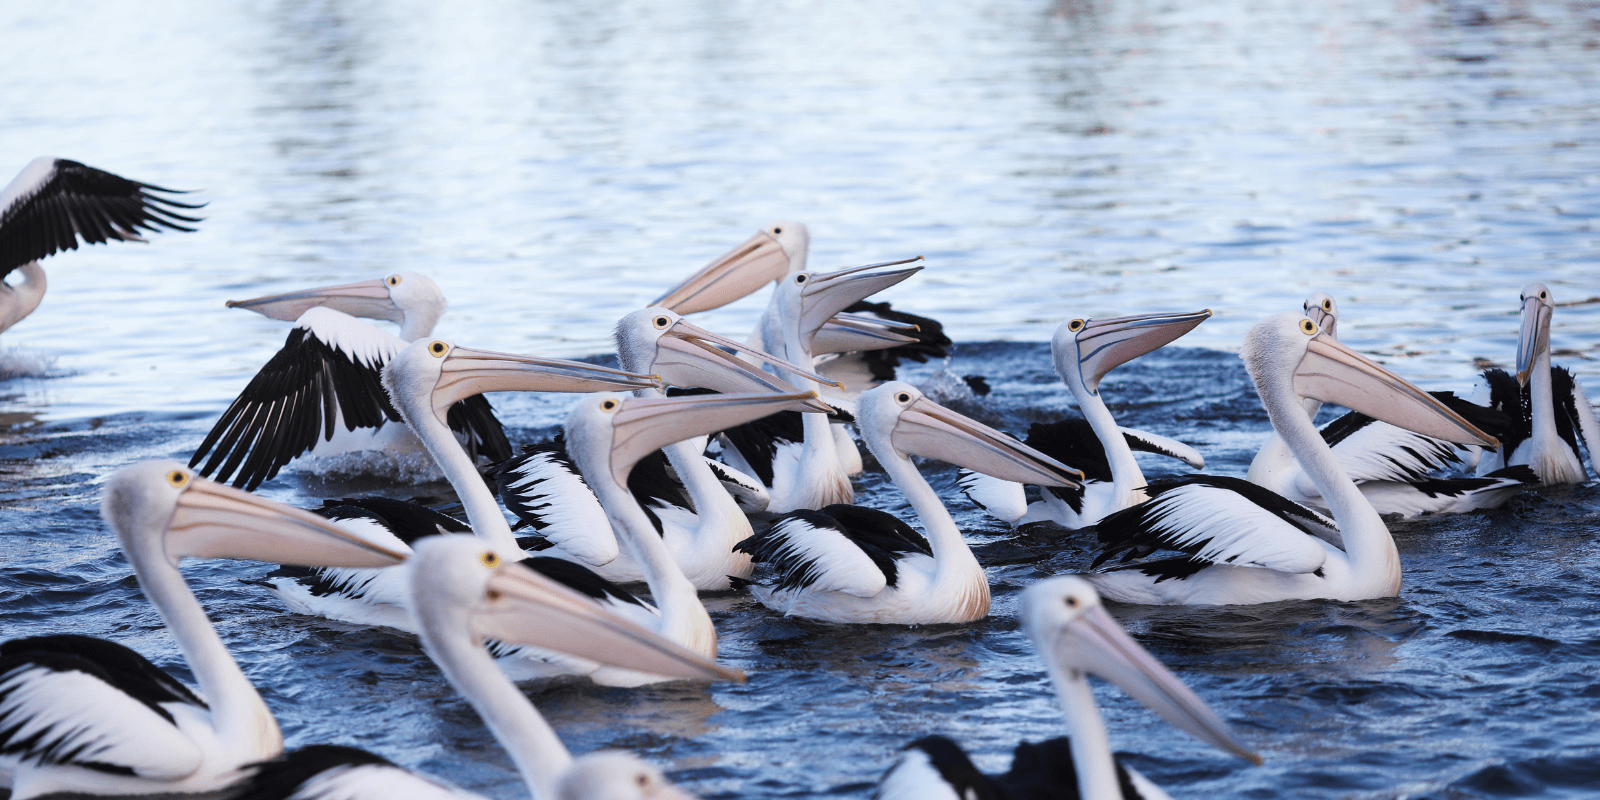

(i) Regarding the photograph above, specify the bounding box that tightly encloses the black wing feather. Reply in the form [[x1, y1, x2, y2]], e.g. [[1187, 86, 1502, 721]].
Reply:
[[737, 504, 931, 591], [841, 300, 951, 382]]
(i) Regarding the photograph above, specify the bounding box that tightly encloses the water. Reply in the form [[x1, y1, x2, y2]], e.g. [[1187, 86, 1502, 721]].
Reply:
[[2, 0, 1599, 797]]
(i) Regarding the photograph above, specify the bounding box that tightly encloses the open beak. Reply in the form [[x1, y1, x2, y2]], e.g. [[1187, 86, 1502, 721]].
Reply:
[[1075, 310, 1211, 393], [474, 560, 743, 683], [604, 391, 821, 487], [432, 348, 662, 415], [892, 396, 1084, 489], [1294, 334, 1497, 448], [227, 278, 399, 324], [797, 258, 924, 340], [1515, 295, 1552, 386], [652, 230, 791, 314], [1052, 604, 1261, 764], [165, 477, 408, 567], [650, 314, 839, 407], [813, 314, 920, 355]]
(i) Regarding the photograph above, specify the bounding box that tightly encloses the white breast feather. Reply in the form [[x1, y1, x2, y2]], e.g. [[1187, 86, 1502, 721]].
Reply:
[[286, 762, 479, 799]]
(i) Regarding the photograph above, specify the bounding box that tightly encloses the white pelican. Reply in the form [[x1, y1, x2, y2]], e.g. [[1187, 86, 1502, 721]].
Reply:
[[878, 577, 1259, 800], [494, 308, 833, 589], [1085, 312, 1497, 606], [0, 157, 200, 337], [960, 310, 1211, 529], [189, 272, 510, 490], [705, 260, 925, 512], [0, 462, 402, 799], [233, 535, 733, 800], [1472, 282, 1600, 484], [1246, 292, 1535, 517], [564, 390, 823, 656], [736, 382, 1085, 624]]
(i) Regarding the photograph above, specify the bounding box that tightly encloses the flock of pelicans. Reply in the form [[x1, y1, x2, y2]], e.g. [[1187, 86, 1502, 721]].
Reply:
[[0, 158, 1596, 800]]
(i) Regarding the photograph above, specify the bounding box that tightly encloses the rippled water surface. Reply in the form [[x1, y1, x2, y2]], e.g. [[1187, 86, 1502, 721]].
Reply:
[[3, 0, 1600, 798]]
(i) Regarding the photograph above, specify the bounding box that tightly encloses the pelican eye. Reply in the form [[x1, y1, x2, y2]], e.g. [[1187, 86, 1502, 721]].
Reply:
[[1064, 595, 1079, 608], [1541, 291, 1548, 300], [1300, 319, 1318, 335], [1322, 299, 1332, 311], [773, 226, 783, 234], [1067, 319, 1085, 333], [165, 470, 189, 488], [636, 774, 650, 788], [654, 315, 671, 329], [794, 274, 807, 284], [429, 341, 449, 357], [386, 275, 401, 286], [896, 391, 912, 404], [601, 398, 619, 412], [480, 551, 501, 568]]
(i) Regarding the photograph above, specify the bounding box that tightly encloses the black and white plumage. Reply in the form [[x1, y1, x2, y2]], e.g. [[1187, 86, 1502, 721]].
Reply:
[[814, 299, 952, 397], [876, 577, 1258, 800], [0, 157, 201, 336], [1247, 291, 1534, 517], [961, 311, 1212, 529], [1083, 313, 1497, 606], [735, 504, 931, 596], [0, 461, 402, 799], [191, 285, 511, 490]]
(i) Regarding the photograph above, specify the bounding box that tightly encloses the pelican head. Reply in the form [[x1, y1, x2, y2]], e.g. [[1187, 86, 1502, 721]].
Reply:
[[1022, 576, 1261, 764], [104, 461, 406, 572], [1243, 312, 1496, 448], [1516, 282, 1554, 386], [651, 221, 811, 314], [566, 390, 821, 490], [857, 382, 1084, 489], [1052, 309, 1211, 396], [227, 272, 447, 340], [383, 338, 662, 427], [1303, 291, 1338, 338], [614, 307, 836, 407], [559, 752, 698, 800], [773, 258, 925, 356]]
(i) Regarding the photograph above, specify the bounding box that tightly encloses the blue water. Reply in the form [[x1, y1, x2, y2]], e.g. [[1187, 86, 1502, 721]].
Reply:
[[3, 0, 1600, 797]]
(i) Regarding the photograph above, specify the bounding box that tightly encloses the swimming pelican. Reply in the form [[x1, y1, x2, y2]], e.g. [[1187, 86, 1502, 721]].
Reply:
[[1472, 282, 1600, 484], [1, 158, 200, 337], [960, 310, 1211, 529], [189, 272, 510, 490], [0, 462, 402, 799], [652, 221, 951, 393], [1246, 292, 1535, 517], [233, 535, 733, 800], [736, 381, 1085, 624], [878, 576, 1259, 800], [708, 260, 925, 512], [565, 390, 823, 654], [494, 308, 834, 589], [1086, 312, 1497, 606]]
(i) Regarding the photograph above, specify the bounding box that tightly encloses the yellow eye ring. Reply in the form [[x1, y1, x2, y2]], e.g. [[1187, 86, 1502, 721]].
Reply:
[[654, 316, 670, 329], [896, 392, 912, 404], [480, 551, 501, 568], [165, 470, 189, 488], [386, 275, 401, 286], [1322, 299, 1332, 311], [1067, 319, 1085, 332], [429, 341, 449, 357], [1300, 319, 1318, 335], [601, 398, 619, 412]]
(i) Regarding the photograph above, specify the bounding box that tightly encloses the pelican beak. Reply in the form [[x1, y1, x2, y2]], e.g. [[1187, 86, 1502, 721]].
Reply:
[[227, 278, 399, 323], [652, 230, 791, 314], [892, 396, 1084, 489], [650, 313, 840, 404], [1053, 604, 1261, 764], [163, 475, 407, 568], [432, 346, 661, 414], [812, 314, 920, 356], [797, 258, 924, 341], [1303, 299, 1336, 339], [1294, 334, 1497, 447], [474, 560, 743, 682], [1074, 310, 1211, 394], [1515, 295, 1552, 386], [604, 391, 821, 487]]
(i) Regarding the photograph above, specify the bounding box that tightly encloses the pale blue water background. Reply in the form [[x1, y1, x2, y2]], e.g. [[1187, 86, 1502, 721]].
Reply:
[[2, 0, 1599, 797]]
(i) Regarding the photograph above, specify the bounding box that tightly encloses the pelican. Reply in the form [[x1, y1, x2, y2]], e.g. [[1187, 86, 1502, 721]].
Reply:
[[1471, 282, 1600, 484], [960, 310, 1211, 529], [0, 462, 402, 799], [652, 221, 951, 393], [189, 272, 510, 490], [0, 157, 200, 338], [704, 260, 925, 512], [234, 535, 733, 800], [493, 308, 834, 589], [736, 381, 1085, 624], [1246, 292, 1535, 517], [1085, 312, 1497, 606], [564, 390, 823, 654], [878, 577, 1259, 800]]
